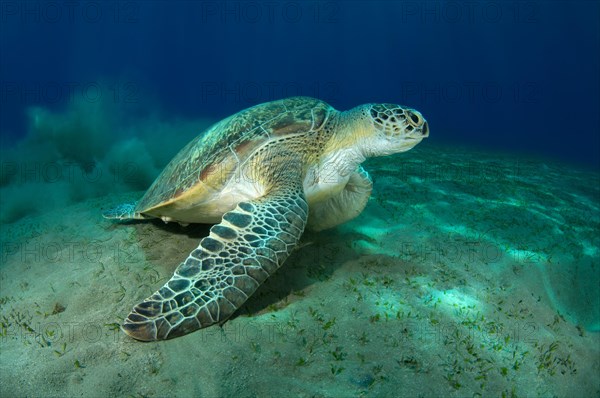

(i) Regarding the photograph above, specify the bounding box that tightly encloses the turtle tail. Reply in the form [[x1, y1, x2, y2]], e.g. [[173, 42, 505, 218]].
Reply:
[[102, 202, 142, 220]]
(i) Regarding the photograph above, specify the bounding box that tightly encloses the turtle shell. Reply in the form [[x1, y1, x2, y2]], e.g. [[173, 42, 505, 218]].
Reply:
[[135, 97, 333, 215]]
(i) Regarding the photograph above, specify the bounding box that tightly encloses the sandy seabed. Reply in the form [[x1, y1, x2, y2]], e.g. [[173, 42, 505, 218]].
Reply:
[[1, 145, 598, 397]]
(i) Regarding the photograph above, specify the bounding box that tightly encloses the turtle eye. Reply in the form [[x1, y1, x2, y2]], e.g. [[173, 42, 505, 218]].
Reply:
[[406, 111, 420, 126]]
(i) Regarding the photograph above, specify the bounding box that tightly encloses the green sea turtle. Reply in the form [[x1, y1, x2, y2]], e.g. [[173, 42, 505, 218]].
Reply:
[[104, 97, 428, 341]]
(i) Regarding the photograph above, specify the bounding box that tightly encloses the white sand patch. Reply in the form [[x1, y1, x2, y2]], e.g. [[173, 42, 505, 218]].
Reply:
[[0, 145, 598, 397]]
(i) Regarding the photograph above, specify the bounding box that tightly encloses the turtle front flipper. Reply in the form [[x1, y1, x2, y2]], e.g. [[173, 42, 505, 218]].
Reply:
[[122, 171, 308, 341], [102, 202, 143, 220], [307, 166, 373, 232]]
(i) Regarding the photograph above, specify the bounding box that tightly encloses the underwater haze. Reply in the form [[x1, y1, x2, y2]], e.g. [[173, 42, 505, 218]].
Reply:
[[0, 1, 599, 397]]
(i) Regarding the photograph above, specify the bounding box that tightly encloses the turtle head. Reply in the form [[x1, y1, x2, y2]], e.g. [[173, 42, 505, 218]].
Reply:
[[354, 103, 429, 156]]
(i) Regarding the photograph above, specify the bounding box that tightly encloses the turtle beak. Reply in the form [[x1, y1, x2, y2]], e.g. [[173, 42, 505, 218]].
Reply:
[[421, 121, 429, 138], [404, 109, 428, 139]]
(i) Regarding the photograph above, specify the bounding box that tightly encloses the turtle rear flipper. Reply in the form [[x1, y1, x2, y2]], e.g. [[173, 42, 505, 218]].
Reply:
[[122, 163, 308, 341], [102, 202, 143, 220]]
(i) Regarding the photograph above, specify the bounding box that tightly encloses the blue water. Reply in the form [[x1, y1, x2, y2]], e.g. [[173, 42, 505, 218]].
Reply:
[[1, 1, 598, 168], [1, 3, 600, 397]]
